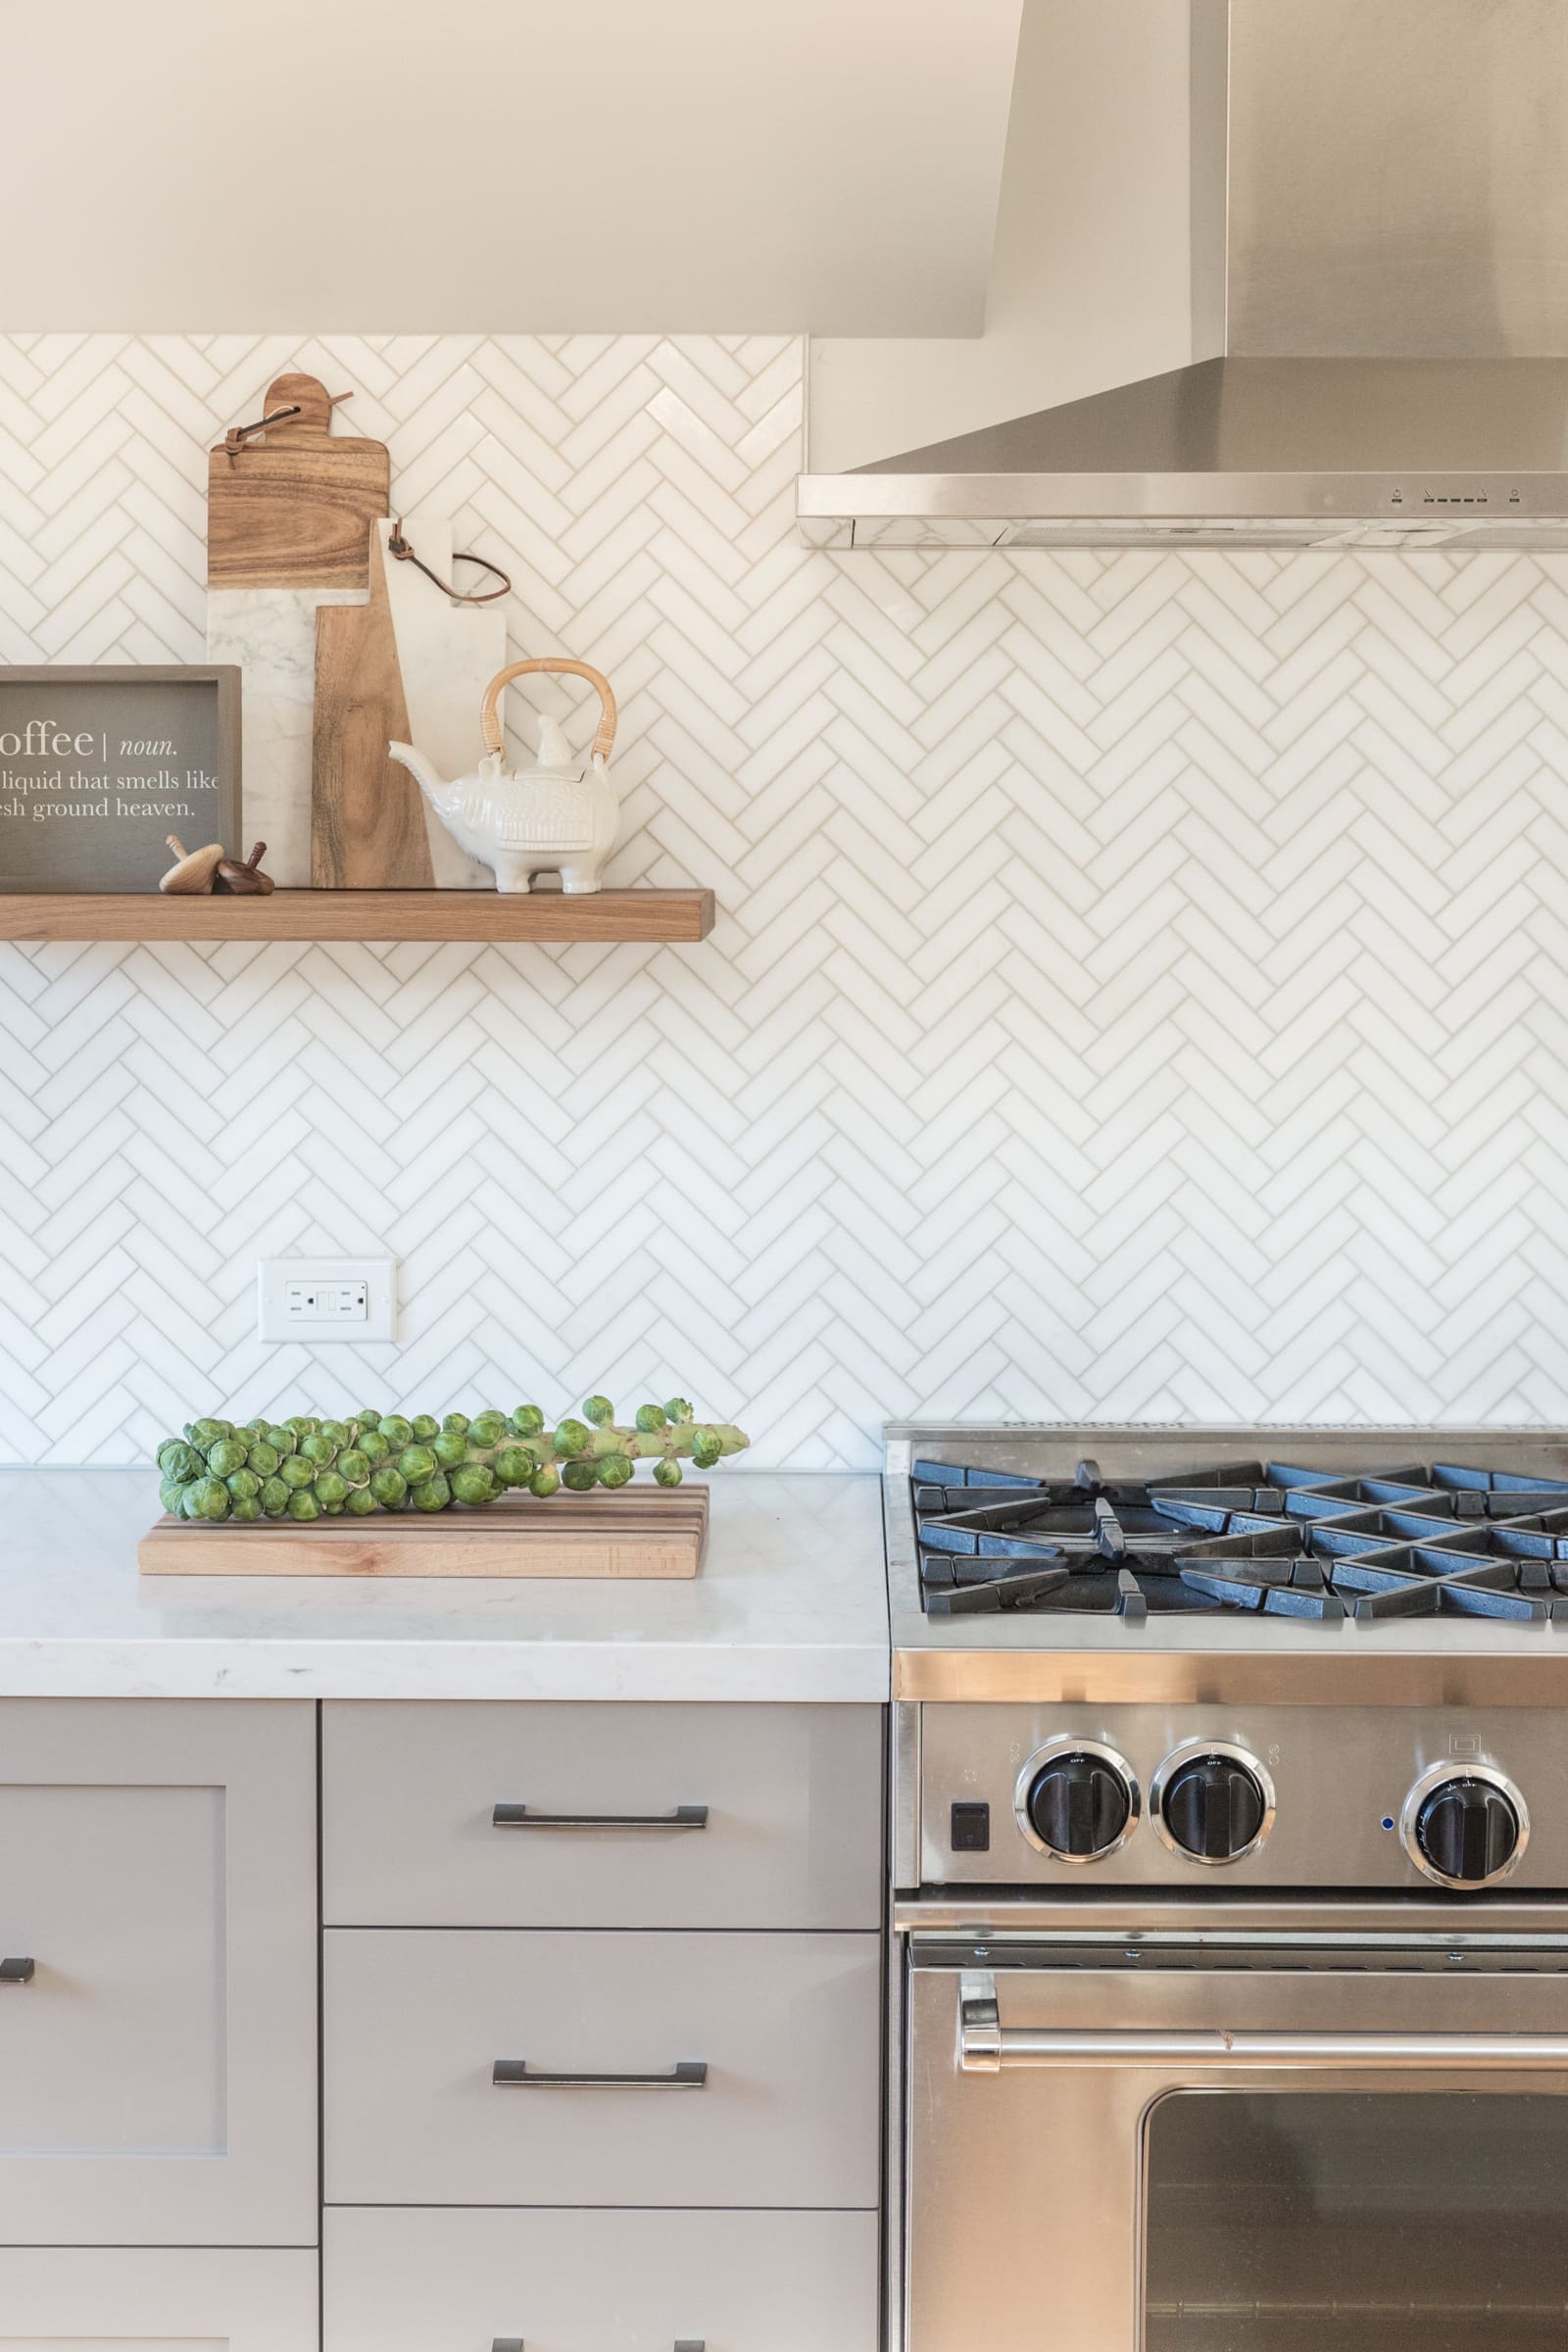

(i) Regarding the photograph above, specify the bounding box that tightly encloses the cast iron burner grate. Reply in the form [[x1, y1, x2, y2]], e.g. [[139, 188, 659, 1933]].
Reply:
[[911, 1456, 1568, 1626]]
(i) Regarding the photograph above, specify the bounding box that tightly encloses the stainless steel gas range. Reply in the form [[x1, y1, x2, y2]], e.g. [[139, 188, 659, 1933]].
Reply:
[[885, 1424, 1568, 2352]]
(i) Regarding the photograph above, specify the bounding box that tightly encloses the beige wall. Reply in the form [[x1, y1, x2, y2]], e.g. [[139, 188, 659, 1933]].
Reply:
[[808, 0, 1200, 469]]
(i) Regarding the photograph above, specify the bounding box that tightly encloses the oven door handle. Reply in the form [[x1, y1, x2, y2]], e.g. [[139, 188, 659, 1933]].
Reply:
[[956, 1972, 1568, 2073]]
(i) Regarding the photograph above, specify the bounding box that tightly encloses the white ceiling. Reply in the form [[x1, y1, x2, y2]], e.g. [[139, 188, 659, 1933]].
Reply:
[[4, 0, 1023, 333]]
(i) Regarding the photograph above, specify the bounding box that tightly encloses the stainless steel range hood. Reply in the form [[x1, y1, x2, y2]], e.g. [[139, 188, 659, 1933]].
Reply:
[[799, 0, 1568, 550]]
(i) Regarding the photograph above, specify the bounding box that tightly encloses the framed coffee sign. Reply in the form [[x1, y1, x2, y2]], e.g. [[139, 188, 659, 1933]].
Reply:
[[0, 665, 240, 893]]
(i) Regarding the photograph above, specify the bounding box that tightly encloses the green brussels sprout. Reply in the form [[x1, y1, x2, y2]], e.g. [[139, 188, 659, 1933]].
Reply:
[[344, 1484, 378, 1515], [280, 1453, 316, 1490], [635, 1402, 667, 1432], [159, 1480, 188, 1516], [370, 1466, 408, 1509], [597, 1452, 634, 1489], [555, 1417, 590, 1458], [583, 1395, 614, 1427], [509, 1404, 546, 1438], [691, 1427, 723, 1470], [266, 1425, 297, 1456], [191, 1477, 231, 1521], [241, 1417, 270, 1439], [654, 1457, 684, 1487], [411, 1414, 440, 1443], [314, 1469, 348, 1507], [285, 1416, 318, 1437], [356, 1409, 382, 1429], [180, 1483, 208, 1518], [188, 1418, 228, 1448], [158, 1439, 202, 1482], [442, 1411, 470, 1437], [287, 1490, 320, 1521], [225, 1467, 262, 1502], [378, 1414, 413, 1447], [336, 1447, 369, 1486], [318, 1419, 350, 1448], [431, 1431, 468, 1469], [494, 1445, 536, 1487], [562, 1459, 598, 1492], [359, 1428, 390, 1465], [231, 1495, 263, 1522], [411, 1472, 452, 1512], [260, 1477, 291, 1517], [468, 1409, 508, 1446], [301, 1433, 336, 1466], [323, 1500, 345, 1514], [663, 1397, 695, 1424], [529, 1464, 561, 1498], [451, 1463, 497, 1506], [206, 1437, 249, 1478], [398, 1445, 437, 1485], [246, 1440, 280, 1477]]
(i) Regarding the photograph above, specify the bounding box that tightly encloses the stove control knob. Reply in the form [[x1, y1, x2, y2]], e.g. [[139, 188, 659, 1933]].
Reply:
[[1026, 1754, 1132, 1859], [1409, 1771, 1525, 1887], [1015, 1740, 1139, 1861], [1155, 1747, 1271, 1865]]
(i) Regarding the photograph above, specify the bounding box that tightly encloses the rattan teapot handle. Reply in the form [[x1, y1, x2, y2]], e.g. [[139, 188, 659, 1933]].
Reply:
[[479, 658, 617, 764]]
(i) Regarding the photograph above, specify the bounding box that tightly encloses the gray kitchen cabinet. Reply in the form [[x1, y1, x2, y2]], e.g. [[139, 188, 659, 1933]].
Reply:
[[324, 1926, 881, 2208], [0, 1697, 318, 2246], [321, 1699, 883, 1929], [0, 2247, 318, 2347], [325, 2206, 879, 2352]]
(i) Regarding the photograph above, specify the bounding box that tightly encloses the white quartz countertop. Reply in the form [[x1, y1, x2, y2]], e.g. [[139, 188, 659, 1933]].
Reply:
[[0, 1470, 888, 1702]]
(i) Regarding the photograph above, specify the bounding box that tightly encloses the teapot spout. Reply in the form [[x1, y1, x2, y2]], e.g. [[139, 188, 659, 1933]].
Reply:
[[387, 741, 447, 806]]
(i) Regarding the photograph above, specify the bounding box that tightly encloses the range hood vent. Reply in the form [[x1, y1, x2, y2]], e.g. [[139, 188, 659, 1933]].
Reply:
[[800, 1, 1568, 550]]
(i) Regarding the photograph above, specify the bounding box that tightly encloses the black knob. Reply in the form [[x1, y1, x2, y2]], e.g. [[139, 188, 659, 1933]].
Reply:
[[1026, 1753, 1131, 1857], [1161, 1753, 1266, 1862], [1416, 1778, 1520, 1885]]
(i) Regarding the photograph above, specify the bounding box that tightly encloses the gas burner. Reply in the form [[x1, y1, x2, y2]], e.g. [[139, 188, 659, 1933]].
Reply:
[[911, 1453, 1568, 1626]]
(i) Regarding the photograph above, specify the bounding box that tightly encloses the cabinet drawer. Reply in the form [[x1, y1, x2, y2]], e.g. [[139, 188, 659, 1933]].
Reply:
[[322, 1701, 882, 1929], [324, 1928, 881, 2208], [325, 2207, 878, 2352], [0, 1698, 318, 2246], [0, 2247, 318, 2349]]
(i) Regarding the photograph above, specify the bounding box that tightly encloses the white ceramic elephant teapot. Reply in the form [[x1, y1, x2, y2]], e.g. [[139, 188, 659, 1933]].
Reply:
[[389, 656, 619, 894]]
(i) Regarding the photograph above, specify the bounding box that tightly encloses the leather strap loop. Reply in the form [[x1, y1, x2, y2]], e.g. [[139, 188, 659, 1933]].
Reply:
[[388, 519, 512, 606]]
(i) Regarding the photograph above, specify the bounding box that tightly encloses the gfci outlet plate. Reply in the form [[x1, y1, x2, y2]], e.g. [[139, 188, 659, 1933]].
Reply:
[[257, 1257, 398, 1344]]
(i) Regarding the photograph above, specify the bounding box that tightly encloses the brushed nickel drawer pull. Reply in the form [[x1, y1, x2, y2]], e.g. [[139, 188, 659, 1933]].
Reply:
[[491, 1803, 709, 1831], [492, 2058, 708, 2090], [0, 1957, 34, 1984], [492, 2342, 704, 2349]]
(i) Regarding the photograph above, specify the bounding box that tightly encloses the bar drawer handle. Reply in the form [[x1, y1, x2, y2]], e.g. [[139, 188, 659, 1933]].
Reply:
[[493, 2342, 705, 2350], [492, 1803, 709, 1831], [0, 1958, 34, 1985], [492, 2058, 708, 2090], [956, 1972, 1568, 2073]]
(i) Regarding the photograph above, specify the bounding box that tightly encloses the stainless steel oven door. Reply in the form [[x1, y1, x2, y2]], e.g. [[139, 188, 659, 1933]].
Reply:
[[906, 1933, 1568, 2352]]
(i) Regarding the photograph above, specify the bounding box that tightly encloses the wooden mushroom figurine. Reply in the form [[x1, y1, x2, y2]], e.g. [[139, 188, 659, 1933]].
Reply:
[[160, 835, 224, 894], [216, 841, 275, 896]]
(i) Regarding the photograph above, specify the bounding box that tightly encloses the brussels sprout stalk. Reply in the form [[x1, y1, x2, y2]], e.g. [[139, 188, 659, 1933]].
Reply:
[[157, 1402, 750, 1522]]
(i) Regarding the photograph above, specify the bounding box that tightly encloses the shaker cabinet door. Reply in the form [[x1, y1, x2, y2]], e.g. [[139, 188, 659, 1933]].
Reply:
[[0, 2247, 318, 2350], [0, 1697, 318, 2245]]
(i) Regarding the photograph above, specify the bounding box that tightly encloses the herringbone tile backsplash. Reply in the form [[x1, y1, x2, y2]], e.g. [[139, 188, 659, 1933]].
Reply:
[[2, 330, 1566, 1466]]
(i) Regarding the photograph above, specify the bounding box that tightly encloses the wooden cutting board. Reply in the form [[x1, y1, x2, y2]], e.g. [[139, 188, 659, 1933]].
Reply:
[[208, 372, 390, 590], [312, 524, 434, 885], [138, 1485, 710, 1579]]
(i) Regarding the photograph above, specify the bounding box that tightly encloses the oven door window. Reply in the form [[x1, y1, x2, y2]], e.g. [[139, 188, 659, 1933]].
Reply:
[[1144, 2091, 1567, 2351]]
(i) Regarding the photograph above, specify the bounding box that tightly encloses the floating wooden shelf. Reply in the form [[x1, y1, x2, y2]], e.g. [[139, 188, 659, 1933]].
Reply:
[[0, 889, 714, 946]]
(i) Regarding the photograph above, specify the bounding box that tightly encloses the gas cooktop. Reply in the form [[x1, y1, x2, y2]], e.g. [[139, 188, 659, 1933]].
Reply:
[[912, 1450, 1568, 1624]]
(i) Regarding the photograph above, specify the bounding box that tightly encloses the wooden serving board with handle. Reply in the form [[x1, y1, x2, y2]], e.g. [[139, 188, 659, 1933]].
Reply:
[[311, 522, 434, 886], [139, 1485, 709, 1579], [208, 372, 390, 590]]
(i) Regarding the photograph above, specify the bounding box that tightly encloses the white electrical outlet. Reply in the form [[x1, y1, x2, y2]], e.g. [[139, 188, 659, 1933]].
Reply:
[[257, 1258, 398, 1344]]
